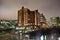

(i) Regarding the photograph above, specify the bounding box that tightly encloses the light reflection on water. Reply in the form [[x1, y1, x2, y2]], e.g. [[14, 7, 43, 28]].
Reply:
[[0, 34, 60, 40], [29, 35, 44, 40], [23, 34, 60, 40], [0, 32, 60, 40]]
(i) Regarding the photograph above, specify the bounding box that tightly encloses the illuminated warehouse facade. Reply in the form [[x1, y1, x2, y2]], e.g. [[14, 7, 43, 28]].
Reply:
[[18, 7, 40, 26], [18, 7, 47, 28]]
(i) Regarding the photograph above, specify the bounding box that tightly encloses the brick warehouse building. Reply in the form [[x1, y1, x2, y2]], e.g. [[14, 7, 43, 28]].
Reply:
[[18, 7, 40, 29]]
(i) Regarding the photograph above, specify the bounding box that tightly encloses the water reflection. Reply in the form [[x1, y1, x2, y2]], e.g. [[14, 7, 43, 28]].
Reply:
[[0, 32, 60, 40], [21, 33, 60, 40], [0, 28, 60, 40]]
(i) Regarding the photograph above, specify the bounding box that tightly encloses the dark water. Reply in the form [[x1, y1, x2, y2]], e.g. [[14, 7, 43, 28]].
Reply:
[[0, 34, 60, 40]]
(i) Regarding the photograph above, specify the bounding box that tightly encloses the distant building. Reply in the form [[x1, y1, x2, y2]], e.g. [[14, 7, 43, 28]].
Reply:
[[40, 13, 47, 28], [40, 13, 46, 23], [50, 17, 60, 27]]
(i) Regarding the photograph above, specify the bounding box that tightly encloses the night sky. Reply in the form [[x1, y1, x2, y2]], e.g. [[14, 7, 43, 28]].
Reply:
[[0, 0, 60, 21]]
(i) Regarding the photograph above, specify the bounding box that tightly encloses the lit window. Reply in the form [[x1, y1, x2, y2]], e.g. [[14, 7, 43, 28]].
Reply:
[[42, 23, 46, 27]]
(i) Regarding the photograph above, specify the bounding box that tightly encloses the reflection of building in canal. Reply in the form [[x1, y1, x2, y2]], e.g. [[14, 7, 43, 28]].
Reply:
[[46, 33, 59, 40], [46, 27, 60, 40], [25, 27, 60, 40]]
